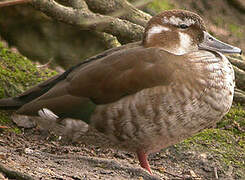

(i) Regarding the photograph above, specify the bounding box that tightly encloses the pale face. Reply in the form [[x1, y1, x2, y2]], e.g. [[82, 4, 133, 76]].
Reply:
[[144, 10, 241, 55], [143, 10, 205, 55]]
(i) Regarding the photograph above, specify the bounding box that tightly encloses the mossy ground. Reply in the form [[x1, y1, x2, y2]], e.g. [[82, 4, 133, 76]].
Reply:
[[214, 16, 244, 40], [147, 0, 174, 12], [0, 42, 56, 131], [174, 105, 245, 178], [0, 42, 56, 98]]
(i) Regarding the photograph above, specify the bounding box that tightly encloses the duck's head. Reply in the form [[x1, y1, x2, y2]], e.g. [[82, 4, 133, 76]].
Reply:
[[143, 10, 242, 55]]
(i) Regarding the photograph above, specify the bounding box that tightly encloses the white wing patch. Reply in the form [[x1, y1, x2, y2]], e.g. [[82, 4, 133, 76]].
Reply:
[[147, 25, 170, 41], [163, 16, 195, 26], [38, 108, 59, 121]]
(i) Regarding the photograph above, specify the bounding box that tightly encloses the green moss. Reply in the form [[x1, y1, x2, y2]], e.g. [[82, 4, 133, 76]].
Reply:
[[0, 111, 21, 133], [181, 129, 244, 167], [176, 105, 245, 177], [0, 42, 56, 98], [0, 42, 57, 131], [147, 0, 174, 12], [10, 127, 22, 134], [214, 17, 224, 27], [217, 105, 245, 135], [0, 111, 11, 124], [228, 24, 243, 39], [214, 17, 244, 39]]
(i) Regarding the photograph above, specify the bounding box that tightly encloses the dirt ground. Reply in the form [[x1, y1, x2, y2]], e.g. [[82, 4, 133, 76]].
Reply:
[[0, 125, 242, 180]]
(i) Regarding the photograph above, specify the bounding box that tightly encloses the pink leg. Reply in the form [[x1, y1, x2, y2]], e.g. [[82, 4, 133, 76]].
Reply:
[[136, 150, 152, 174], [0, 126, 8, 129]]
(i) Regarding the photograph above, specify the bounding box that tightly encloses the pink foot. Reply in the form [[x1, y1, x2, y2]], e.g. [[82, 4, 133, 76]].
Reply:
[[0, 126, 8, 129], [136, 149, 152, 174]]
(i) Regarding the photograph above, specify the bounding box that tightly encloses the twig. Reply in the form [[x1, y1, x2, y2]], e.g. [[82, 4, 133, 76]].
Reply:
[[225, 166, 233, 179], [161, 170, 183, 179], [0, 0, 31, 8], [213, 167, 218, 179], [36, 59, 53, 68]]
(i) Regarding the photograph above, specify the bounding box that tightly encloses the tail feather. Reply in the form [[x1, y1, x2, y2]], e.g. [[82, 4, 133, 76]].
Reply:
[[0, 74, 62, 111], [0, 97, 24, 110]]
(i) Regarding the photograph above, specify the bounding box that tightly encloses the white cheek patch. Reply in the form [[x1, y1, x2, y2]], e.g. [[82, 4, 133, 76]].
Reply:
[[172, 32, 194, 55], [163, 16, 195, 26], [179, 32, 192, 48], [147, 25, 170, 42]]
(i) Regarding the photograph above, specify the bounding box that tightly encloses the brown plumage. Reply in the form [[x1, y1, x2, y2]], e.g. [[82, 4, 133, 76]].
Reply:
[[0, 10, 241, 174]]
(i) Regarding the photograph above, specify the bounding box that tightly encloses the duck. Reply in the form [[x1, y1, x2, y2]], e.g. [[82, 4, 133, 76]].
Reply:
[[0, 10, 242, 174]]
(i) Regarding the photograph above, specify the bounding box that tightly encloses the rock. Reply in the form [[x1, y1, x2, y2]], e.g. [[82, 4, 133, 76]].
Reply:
[[11, 114, 36, 128]]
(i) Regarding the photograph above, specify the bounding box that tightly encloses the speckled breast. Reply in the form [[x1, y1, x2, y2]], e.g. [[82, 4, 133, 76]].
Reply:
[[91, 51, 235, 153]]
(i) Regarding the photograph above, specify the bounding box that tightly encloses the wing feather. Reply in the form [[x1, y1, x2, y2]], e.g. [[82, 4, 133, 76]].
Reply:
[[16, 47, 183, 118]]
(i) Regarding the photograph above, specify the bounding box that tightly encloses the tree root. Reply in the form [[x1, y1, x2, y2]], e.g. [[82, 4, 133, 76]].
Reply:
[[31, 0, 144, 43], [234, 89, 245, 104], [0, 163, 34, 180]]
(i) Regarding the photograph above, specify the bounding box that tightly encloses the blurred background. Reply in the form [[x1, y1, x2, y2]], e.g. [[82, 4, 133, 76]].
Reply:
[[0, 0, 244, 69]]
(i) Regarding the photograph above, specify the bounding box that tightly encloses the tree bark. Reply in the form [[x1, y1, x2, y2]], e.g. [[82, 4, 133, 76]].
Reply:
[[228, 56, 245, 71], [233, 65, 245, 91], [84, 0, 151, 27], [31, 0, 144, 43], [0, 163, 34, 180], [0, 0, 31, 8], [234, 88, 245, 104], [0, 0, 244, 104]]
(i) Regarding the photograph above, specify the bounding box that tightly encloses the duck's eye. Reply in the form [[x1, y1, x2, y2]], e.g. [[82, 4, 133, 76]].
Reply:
[[179, 24, 189, 29]]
